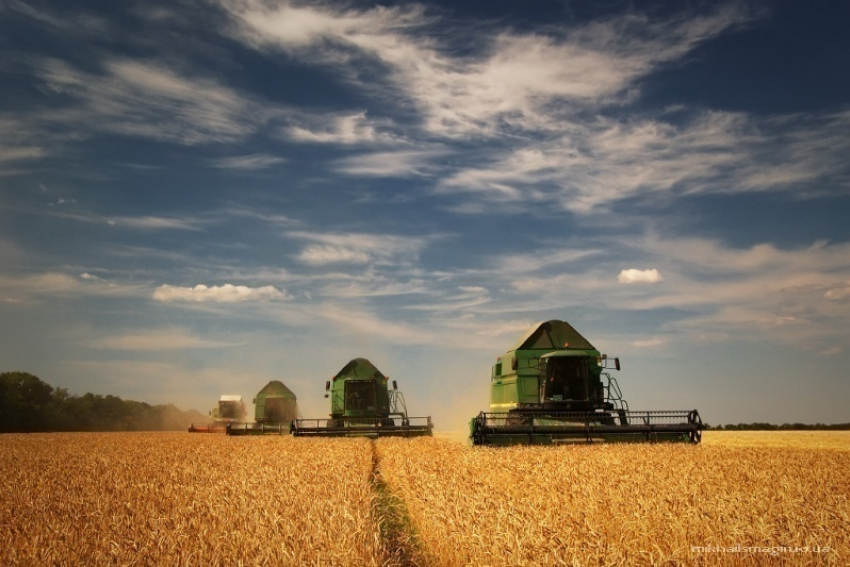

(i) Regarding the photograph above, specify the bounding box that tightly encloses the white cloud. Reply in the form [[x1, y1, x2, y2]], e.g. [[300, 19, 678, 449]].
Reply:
[[334, 149, 447, 177], [824, 283, 850, 301], [287, 112, 398, 145], [618, 268, 663, 284], [211, 154, 286, 170], [109, 215, 203, 231], [632, 338, 665, 348], [289, 231, 427, 265], [299, 245, 371, 265], [152, 284, 289, 303]]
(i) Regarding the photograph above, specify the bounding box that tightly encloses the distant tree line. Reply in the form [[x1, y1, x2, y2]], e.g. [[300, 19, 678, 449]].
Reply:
[[0, 371, 207, 433], [703, 422, 850, 431]]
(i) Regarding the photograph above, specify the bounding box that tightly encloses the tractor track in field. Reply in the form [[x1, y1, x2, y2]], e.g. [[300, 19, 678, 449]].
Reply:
[[369, 440, 431, 567]]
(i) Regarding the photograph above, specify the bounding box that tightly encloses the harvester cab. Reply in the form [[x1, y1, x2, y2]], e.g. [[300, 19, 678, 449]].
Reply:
[[469, 320, 702, 445], [292, 358, 433, 437], [216, 395, 246, 423]]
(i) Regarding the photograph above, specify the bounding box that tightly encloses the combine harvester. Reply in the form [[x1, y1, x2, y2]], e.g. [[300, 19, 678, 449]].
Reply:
[[188, 395, 246, 433], [291, 358, 433, 438], [226, 380, 298, 436], [469, 320, 702, 445]]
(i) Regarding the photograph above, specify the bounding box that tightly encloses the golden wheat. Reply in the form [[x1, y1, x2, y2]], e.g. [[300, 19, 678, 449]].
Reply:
[[3, 432, 848, 566], [704, 431, 850, 450], [0, 433, 382, 566], [376, 438, 850, 566]]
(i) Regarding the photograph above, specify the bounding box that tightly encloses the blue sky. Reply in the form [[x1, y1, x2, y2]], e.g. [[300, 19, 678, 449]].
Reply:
[[2, 0, 850, 430]]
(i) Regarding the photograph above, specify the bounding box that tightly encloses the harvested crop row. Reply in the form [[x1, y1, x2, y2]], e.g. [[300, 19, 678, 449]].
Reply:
[[0, 433, 381, 566], [376, 438, 850, 566]]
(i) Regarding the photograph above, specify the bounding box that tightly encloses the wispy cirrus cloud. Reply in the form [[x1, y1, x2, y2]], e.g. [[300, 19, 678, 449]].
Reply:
[[314, 303, 433, 345], [0, 272, 145, 303], [333, 148, 448, 177], [222, 1, 850, 215], [2, 0, 109, 36], [500, 249, 600, 273], [45, 207, 207, 231], [224, 1, 752, 138], [108, 215, 204, 230], [0, 116, 47, 175], [89, 328, 241, 350], [210, 153, 286, 170], [289, 231, 428, 266], [34, 57, 268, 145], [408, 284, 491, 313], [495, 235, 850, 351], [440, 109, 850, 213], [316, 276, 429, 298]]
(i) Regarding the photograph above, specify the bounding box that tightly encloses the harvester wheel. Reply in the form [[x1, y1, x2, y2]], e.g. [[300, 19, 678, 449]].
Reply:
[[688, 409, 703, 444]]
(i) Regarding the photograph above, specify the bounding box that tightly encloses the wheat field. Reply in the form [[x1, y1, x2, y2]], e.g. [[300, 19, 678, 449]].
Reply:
[[0, 433, 382, 566], [375, 435, 849, 566], [1, 431, 848, 566], [703, 430, 850, 450]]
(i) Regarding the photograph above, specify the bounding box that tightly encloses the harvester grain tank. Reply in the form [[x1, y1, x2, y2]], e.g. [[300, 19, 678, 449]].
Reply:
[[188, 394, 246, 433], [226, 380, 299, 436], [291, 358, 433, 437], [468, 320, 702, 445]]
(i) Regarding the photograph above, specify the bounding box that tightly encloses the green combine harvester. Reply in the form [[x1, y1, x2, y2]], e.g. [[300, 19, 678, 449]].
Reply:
[[188, 394, 246, 433], [291, 358, 433, 438], [469, 320, 702, 445], [226, 380, 299, 436]]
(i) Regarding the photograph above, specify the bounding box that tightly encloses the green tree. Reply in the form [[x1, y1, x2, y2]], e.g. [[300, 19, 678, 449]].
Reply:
[[0, 371, 54, 432]]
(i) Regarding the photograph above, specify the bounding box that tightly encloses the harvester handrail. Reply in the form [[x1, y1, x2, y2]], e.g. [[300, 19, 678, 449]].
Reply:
[[603, 373, 629, 411], [389, 390, 409, 418]]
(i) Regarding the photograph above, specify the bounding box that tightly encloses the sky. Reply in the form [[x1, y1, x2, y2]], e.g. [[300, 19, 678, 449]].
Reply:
[[2, 0, 850, 431]]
